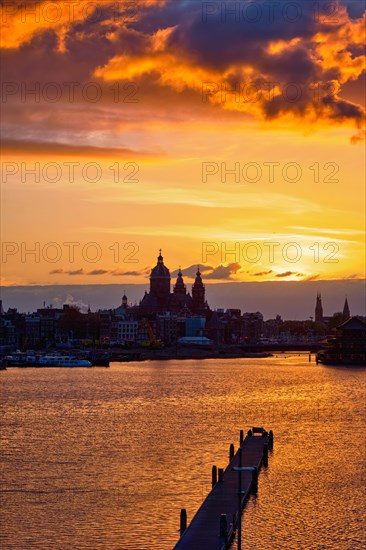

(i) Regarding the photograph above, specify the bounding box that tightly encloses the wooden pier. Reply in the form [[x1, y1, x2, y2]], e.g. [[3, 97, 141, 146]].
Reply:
[[174, 428, 273, 550]]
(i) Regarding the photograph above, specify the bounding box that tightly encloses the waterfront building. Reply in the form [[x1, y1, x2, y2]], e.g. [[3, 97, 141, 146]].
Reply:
[[317, 316, 366, 365], [242, 312, 264, 343], [185, 316, 206, 338]]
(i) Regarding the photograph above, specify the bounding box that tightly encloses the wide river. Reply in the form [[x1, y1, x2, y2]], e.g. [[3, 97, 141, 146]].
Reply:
[[1, 356, 365, 549]]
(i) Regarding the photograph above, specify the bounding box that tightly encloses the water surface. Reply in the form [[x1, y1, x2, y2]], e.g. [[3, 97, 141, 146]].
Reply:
[[1, 356, 365, 549]]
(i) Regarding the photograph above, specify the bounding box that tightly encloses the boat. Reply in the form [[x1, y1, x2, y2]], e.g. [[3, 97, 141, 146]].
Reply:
[[316, 317, 366, 366], [4, 352, 92, 368], [83, 351, 110, 367]]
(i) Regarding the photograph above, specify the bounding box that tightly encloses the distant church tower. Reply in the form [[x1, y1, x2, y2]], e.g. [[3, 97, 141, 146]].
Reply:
[[343, 297, 350, 318], [149, 250, 171, 300], [174, 268, 187, 295], [315, 292, 323, 323], [192, 266, 205, 313]]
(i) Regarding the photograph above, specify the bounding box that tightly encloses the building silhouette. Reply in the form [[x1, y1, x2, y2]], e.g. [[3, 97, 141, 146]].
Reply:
[[343, 297, 350, 318], [137, 251, 209, 316], [315, 292, 323, 323]]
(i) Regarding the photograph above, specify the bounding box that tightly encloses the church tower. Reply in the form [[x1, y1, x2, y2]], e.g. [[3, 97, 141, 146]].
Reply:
[[315, 292, 323, 323], [192, 266, 205, 313], [149, 250, 171, 300], [174, 268, 187, 295], [343, 297, 350, 318]]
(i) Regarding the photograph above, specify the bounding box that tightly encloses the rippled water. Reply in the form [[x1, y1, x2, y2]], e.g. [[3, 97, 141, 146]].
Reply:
[[1, 356, 365, 549]]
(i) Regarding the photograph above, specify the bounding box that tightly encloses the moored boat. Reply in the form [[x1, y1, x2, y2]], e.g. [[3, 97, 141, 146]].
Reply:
[[4, 352, 92, 368]]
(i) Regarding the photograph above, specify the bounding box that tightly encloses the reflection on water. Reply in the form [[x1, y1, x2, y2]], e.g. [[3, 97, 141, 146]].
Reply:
[[1, 357, 365, 549]]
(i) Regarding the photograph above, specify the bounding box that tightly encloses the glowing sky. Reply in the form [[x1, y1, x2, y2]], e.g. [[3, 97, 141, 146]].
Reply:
[[1, 0, 365, 287]]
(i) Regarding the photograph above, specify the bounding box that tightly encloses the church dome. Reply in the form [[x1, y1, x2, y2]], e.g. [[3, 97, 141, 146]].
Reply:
[[150, 250, 170, 279]]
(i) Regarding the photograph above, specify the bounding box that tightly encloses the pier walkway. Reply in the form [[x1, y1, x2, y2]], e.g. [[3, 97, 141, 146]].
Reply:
[[174, 428, 272, 550]]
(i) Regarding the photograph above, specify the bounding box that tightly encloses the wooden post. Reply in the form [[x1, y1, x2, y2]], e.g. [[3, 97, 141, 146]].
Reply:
[[268, 430, 273, 449], [229, 443, 235, 462], [219, 514, 228, 542], [309, 353, 311, 362], [180, 508, 187, 536], [218, 468, 224, 482], [240, 429, 244, 445], [251, 467, 258, 493], [211, 465, 217, 488], [263, 443, 268, 466], [237, 448, 242, 550]]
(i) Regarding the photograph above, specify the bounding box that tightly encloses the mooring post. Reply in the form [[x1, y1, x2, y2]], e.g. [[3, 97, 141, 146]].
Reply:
[[218, 468, 224, 482], [229, 443, 235, 462], [211, 465, 217, 488], [240, 429, 244, 445], [268, 430, 273, 449], [180, 508, 187, 537], [251, 467, 258, 493], [309, 353, 311, 362], [263, 443, 268, 466], [237, 447, 243, 550], [219, 513, 228, 543]]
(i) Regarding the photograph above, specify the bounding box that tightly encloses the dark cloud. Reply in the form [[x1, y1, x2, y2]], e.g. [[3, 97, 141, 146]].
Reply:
[[66, 269, 84, 275], [342, 0, 366, 18], [171, 264, 213, 279], [88, 269, 110, 275], [2, 139, 156, 158], [276, 271, 296, 278], [166, 0, 318, 70], [204, 263, 242, 280], [253, 270, 273, 276], [51, 267, 150, 277], [171, 263, 241, 280], [1, 0, 364, 139], [111, 269, 148, 277]]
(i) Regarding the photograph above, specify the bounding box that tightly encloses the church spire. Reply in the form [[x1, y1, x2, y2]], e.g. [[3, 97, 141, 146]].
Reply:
[[174, 267, 186, 294], [343, 297, 350, 318], [315, 292, 323, 323], [192, 265, 205, 312]]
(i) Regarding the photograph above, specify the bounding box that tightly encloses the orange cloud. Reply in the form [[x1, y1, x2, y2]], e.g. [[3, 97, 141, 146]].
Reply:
[[0, 0, 168, 50]]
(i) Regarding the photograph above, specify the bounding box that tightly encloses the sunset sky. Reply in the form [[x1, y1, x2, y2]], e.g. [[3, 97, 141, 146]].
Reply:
[[1, 0, 365, 291]]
